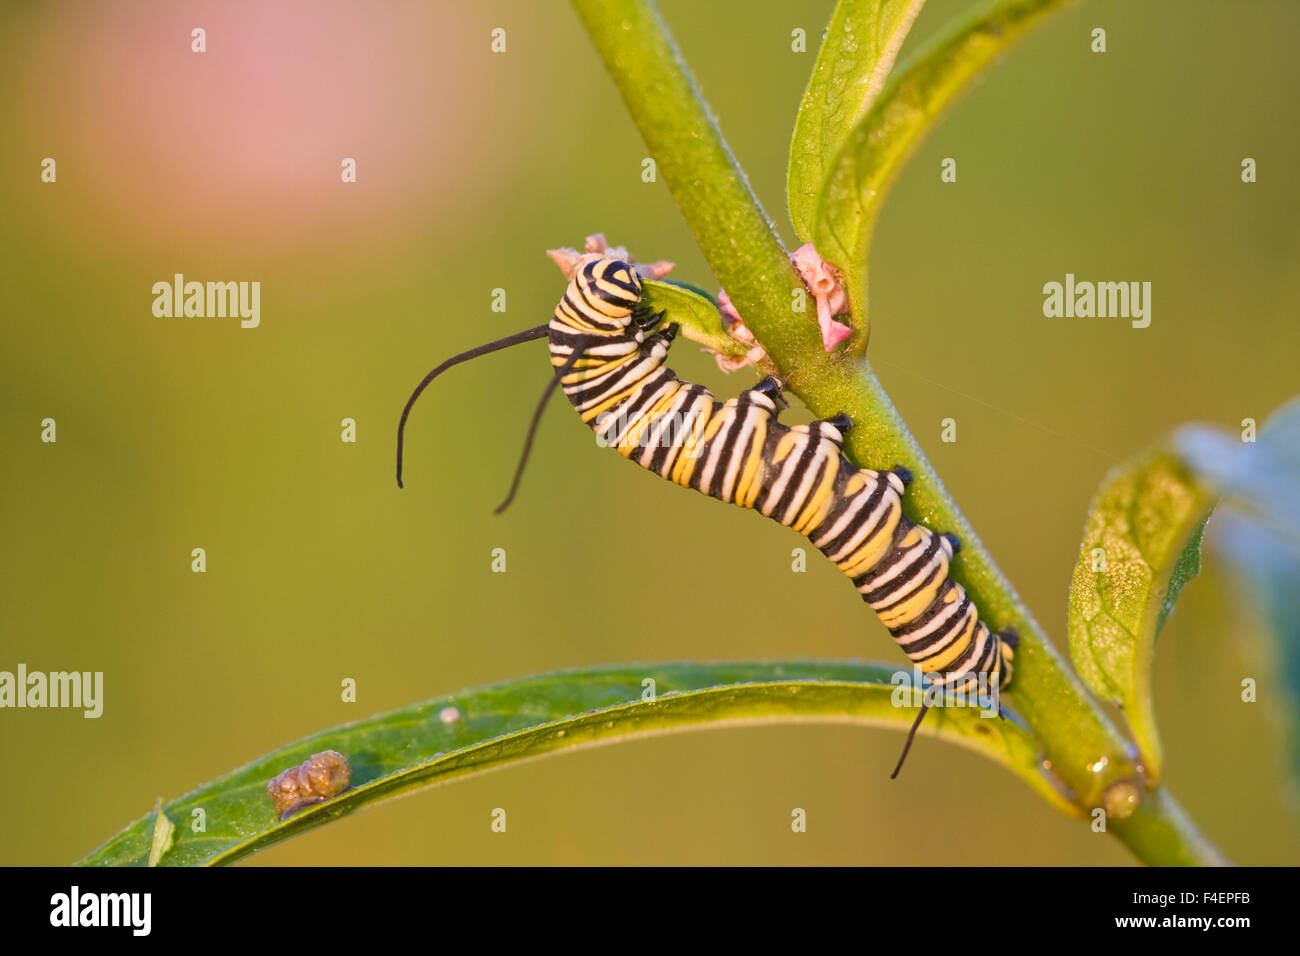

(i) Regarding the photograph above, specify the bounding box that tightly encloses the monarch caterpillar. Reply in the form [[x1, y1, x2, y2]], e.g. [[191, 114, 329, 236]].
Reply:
[[267, 750, 351, 817], [396, 252, 1016, 775]]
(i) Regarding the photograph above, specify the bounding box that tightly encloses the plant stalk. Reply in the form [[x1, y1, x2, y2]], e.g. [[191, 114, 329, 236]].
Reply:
[[571, 0, 1225, 866]]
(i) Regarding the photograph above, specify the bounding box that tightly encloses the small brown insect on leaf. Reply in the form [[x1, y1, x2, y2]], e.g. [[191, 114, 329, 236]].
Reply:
[[266, 750, 352, 818]]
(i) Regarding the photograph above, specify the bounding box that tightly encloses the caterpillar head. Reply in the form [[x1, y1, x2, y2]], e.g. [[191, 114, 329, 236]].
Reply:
[[570, 257, 643, 331]]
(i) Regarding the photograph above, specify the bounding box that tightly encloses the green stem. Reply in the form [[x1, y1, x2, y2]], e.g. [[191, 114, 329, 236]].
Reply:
[[572, 0, 1226, 866]]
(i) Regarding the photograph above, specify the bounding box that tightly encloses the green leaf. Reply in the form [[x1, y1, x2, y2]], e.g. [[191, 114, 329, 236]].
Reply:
[[788, 0, 927, 243], [78, 659, 1070, 866], [812, 0, 1074, 353], [146, 798, 175, 867], [1068, 451, 1218, 783], [642, 278, 748, 359]]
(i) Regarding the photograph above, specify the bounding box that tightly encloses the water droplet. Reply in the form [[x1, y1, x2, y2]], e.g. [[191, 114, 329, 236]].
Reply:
[[1103, 779, 1140, 819]]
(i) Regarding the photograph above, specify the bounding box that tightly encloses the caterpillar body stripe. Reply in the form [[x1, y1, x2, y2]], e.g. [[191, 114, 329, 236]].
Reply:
[[395, 254, 1017, 774]]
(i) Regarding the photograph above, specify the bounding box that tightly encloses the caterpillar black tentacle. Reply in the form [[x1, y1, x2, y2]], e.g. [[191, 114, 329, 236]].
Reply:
[[495, 348, 584, 515], [397, 255, 1015, 775], [395, 324, 550, 489], [891, 703, 931, 780], [824, 411, 854, 433], [751, 376, 788, 410]]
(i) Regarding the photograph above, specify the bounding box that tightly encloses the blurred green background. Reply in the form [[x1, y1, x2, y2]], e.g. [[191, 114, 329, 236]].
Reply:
[[2, 0, 1298, 866]]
